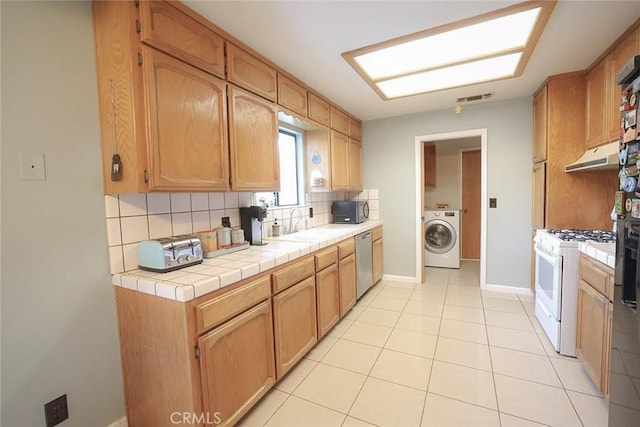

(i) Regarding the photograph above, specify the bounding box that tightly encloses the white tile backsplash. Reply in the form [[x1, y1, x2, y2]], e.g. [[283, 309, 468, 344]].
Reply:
[[148, 214, 172, 239], [172, 212, 193, 235], [191, 193, 209, 211], [147, 193, 171, 214], [119, 194, 147, 216], [170, 193, 191, 213], [121, 216, 149, 244], [105, 189, 380, 273]]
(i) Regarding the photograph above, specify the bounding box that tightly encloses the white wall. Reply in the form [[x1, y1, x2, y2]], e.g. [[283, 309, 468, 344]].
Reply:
[[363, 98, 533, 288], [425, 138, 481, 210], [1, 2, 124, 426]]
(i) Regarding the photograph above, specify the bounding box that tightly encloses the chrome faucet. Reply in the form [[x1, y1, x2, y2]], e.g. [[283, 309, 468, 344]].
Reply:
[[289, 208, 302, 234]]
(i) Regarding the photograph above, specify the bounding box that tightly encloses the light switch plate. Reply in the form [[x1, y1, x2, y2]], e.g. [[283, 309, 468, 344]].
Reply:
[[20, 151, 46, 181]]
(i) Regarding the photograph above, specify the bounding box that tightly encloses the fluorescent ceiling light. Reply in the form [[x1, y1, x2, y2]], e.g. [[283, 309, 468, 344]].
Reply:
[[343, 1, 556, 100]]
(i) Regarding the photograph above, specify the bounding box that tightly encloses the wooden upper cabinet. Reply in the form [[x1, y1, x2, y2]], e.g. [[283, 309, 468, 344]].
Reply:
[[424, 144, 436, 187], [228, 85, 279, 191], [138, 0, 225, 78], [308, 93, 331, 126], [608, 29, 639, 141], [533, 85, 548, 163], [278, 74, 308, 117], [349, 139, 363, 191], [226, 43, 277, 102], [330, 130, 350, 190], [586, 58, 608, 148], [142, 46, 229, 191], [348, 117, 362, 141], [330, 107, 349, 134]]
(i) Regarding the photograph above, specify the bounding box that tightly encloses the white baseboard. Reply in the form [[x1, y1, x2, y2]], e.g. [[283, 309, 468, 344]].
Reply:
[[107, 416, 127, 427], [382, 274, 417, 283], [484, 283, 534, 296]]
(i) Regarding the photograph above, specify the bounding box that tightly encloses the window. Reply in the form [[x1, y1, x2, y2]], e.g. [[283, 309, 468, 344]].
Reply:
[[256, 127, 304, 207]]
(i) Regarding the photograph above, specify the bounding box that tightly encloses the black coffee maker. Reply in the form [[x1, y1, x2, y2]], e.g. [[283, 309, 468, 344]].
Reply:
[[240, 206, 268, 246]]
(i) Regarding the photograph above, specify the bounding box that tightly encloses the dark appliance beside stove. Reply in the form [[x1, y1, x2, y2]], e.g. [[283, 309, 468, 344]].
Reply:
[[610, 55, 640, 427]]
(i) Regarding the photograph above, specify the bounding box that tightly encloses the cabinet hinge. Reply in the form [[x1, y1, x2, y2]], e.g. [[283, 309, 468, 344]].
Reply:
[[135, 20, 141, 34], [143, 170, 149, 183], [137, 52, 143, 66], [134, 0, 140, 8], [195, 346, 200, 360]]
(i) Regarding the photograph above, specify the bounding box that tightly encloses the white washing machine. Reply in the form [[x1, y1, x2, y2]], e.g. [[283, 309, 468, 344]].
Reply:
[[424, 210, 461, 269]]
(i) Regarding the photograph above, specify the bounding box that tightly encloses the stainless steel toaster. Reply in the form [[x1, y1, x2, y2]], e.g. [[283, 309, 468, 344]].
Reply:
[[138, 235, 203, 273]]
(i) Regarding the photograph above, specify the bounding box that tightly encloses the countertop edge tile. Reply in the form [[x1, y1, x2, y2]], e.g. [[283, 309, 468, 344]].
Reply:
[[578, 242, 616, 269]]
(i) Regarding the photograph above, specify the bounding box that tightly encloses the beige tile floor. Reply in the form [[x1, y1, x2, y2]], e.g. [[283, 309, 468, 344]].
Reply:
[[238, 261, 608, 427]]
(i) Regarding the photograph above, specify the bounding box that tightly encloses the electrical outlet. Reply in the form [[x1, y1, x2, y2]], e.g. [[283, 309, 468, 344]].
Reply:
[[221, 216, 230, 227], [44, 394, 68, 427], [489, 198, 497, 208]]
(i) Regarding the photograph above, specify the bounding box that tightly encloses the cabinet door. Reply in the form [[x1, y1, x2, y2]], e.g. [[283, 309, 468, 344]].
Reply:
[[586, 58, 609, 149], [278, 74, 308, 117], [424, 144, 436, 187], [227, 43, 277, 102], [228, 85, 280, 191], [139, 0, 225, 78], [532, 85, 548, 163], [330, 130, 350, 190], [532, 162, 546, 229], [608, 29, 639, 142], [372, 238, 384, 285], [339, 253, 356, 317], [330, 107, 349, 134], [576, 279, 609, 393], [199, 300, 276, 427], [349, 117, 362, 141], [308, 93, 331, 126], [316, 264, 340, 339], [272, 276, 318, 379], [142, 46, 229, 191], [349, 139, 363, 191]]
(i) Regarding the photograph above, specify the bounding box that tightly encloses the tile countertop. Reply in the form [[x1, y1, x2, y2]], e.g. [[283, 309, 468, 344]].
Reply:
[[111, 220, 383, 302], [578, 241, 616, 269]]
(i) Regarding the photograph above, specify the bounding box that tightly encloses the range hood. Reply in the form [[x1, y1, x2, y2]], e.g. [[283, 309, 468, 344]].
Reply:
[[565, 141, 619, 172]]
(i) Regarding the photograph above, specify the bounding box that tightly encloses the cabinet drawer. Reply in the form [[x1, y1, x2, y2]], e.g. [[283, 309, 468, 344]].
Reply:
[[272, 256, 315, 294], [372, 226, 383, 242], [315, 247, 338, 271], [338, 239, 355, 259], [579, 256, 610, 298], [196, 275, 271, 333], [227, 43, 277, 102], [139, 0, 225, 78]]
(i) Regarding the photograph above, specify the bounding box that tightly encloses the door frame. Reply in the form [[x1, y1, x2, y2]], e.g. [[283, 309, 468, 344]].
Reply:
[[414, 129, 487, 288], [459, 147, 481, 260]]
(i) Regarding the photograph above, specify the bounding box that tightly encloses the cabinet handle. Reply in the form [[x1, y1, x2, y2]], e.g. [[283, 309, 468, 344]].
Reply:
[[135, 20, 141, 34]]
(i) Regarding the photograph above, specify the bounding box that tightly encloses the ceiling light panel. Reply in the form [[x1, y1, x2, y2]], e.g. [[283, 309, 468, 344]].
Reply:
[[343, 1, 556, 100]]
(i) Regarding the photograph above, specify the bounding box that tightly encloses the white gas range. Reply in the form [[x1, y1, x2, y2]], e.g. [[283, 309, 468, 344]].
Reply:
[[533, 228, 616, 356]]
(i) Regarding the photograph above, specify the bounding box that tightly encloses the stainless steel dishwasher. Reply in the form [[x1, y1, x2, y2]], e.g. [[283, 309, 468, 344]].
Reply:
[[355, 230, 373, 299]]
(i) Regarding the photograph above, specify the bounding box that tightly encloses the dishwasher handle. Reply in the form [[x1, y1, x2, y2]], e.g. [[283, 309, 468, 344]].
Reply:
[[356, 232, 371, 241]]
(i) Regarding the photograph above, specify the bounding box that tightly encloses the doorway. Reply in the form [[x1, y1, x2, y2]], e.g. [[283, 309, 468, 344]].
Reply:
[[414, 129, 487, 287]]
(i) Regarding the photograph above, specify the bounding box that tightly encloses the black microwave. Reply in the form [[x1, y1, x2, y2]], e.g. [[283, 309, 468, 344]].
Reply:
[[331, 201, 369, 224]]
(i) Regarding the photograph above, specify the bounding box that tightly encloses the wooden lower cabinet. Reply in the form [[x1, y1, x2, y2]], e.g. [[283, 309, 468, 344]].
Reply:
[[339, 253, 356, 317], [272, 276, 318, 379], [199, 300, 275, 426], [576, 254, 614, 396], [373, 236, 384, 285], [316, 263, 340, 339]]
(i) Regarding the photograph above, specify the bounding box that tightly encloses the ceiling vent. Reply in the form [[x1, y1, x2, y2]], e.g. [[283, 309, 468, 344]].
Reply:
[[456, 93, 494, 103]]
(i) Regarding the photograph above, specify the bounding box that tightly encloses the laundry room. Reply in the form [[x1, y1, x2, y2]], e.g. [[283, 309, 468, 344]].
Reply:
[[424, 137, 482, 264]]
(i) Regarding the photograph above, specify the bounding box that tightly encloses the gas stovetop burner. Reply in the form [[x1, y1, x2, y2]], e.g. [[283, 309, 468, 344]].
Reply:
[[545, 229, 616, 243]]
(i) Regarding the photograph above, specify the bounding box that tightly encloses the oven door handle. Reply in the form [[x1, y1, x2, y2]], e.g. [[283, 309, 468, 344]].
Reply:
[[538, 300, 553, 318], [534, 244, 562, 267]]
